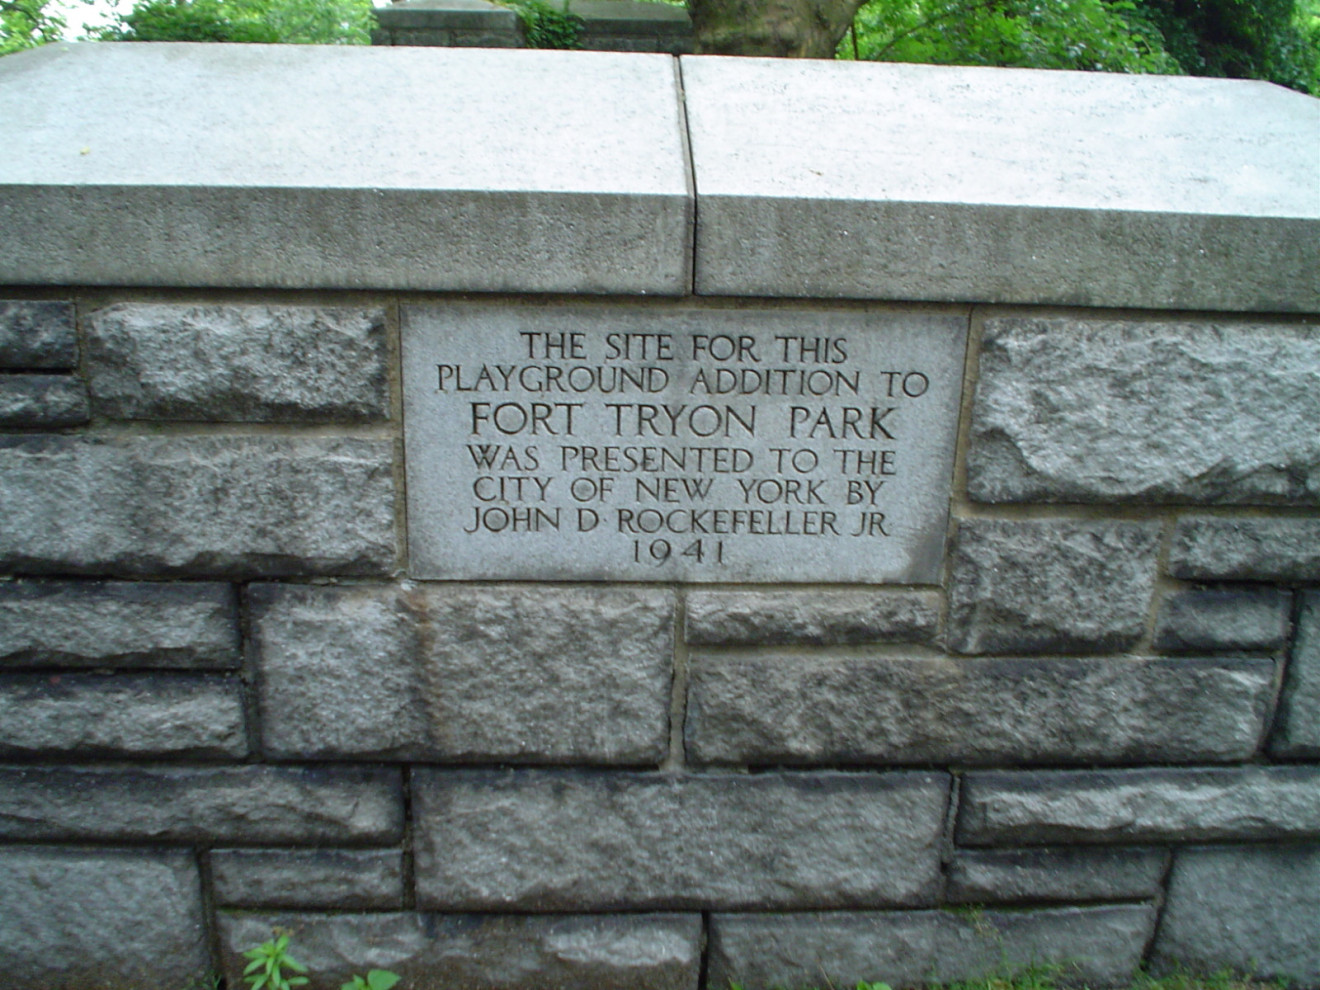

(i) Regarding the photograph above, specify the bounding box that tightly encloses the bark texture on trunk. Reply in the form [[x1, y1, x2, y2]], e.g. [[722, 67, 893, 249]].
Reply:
[[688, 0, 865, 57]]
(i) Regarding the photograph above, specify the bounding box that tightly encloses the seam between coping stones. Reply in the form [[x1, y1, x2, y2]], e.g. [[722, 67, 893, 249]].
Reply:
[[673, 55, 698, 297]]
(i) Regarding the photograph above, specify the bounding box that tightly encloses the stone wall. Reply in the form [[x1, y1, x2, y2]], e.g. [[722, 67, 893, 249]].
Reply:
[[0, 42, 1317, 990]]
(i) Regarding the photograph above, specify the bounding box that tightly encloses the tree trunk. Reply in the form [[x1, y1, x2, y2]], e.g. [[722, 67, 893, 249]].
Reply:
[[688, 0, 865, 57]]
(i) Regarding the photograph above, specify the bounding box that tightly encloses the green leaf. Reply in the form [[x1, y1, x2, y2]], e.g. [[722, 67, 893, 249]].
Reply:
[[368, 972, 402, 990]]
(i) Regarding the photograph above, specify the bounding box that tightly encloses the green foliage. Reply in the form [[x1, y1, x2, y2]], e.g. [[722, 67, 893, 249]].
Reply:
[[499, 0, 584, 47], [1, 0, 64, 55], [97, 0, 375, 44], [843, 0, 1179, 74], [341, 971, 402, 990], [841, 0, 1319, 93], [242, 932, 309, 990]]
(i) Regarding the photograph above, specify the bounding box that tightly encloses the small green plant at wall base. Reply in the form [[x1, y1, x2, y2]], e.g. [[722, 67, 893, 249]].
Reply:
[[242, 932, 308, 990], [342, 972, 402, 990]]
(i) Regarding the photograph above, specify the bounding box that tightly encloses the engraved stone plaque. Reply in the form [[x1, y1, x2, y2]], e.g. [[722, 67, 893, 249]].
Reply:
[[402, 303, 967, 583]]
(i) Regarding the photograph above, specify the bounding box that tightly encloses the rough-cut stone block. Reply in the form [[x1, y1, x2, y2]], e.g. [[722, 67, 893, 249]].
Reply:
[[968, 319, 1320, 504], [210, 849, 403, 909], [1272, 591, 1320, 757], [0, 374, 89, 428], [958, 766, 1320, 846], [685, 589, 939, 646], [0, 580, 239, 669], [0, 435, 396, 577], [0, 764, 403, 844], [218, 912, 702, 990], [947, 847, 1167, 904], [413, 769, 948, 910], [0, 846, 209, 989], [687, 654, 1271, 766], [708, 905, 1158, 989], [947, 519, 1160, 654], [1152, 845, 1320, 984], [684, 58, 1319, 312], [0, 300, 76, 369], [0, 44, 691, 295], [1155, 588, 1291, 653], [252, 583, 673, 764], [86, 303, 388, 422], [1169, 517, 1320, 581], [0, 673, 246, 758]]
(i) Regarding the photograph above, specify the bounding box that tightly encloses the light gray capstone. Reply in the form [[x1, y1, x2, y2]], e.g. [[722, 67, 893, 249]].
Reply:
[[0, 847, 210, 990], [0, 764, 403, 844], [0, 673, 246, 758], [707, 905, 1158, 989], [218, 912, 703, 990], [968, 318, 1320, 505], [957, 766, 1320, 846], [252, 583, 673, 764], [1272, 591, 1320, 757], [0, 300, 76, 369], [0, 435, 396, 577], [947, 847, 1168, 904], [685, 589, 940, 646], [946, 519, 1160, 654], [0, 580, 239, 669], [210, 849, 403, 909], [1169, 516, 1320, 581], [1151, 845, 1320, 984], [683, 58, 1320, 312], [0, 375, 89, 428], [1154, 588, 1292, 653], [0, 44, 691, 295], [686, 654, 1272, 767], [412, 769, 949, 910], [86, 303, 388, 422]]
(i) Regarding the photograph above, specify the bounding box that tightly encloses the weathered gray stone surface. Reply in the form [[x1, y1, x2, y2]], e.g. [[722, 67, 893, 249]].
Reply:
[[219, 912, 702, 990], [685, 589, 939, 646], [86, 303, 388, 422], [1155, 588, 1291, 653], [0, 580, 239, 669], [0, 847, 209, 990], [969, 319, 1320, 504], [0, 300, 76, 369], [687, 654, 1272, 766], [1169, 516, 1320, 581], [683, 58, 1319, 311], [1272, 591, 1320, 757], [958, 766, 1320, 846], [414, 769, 948, 910], [0, 435, 396, 577], [210, 848, 403, 908], [707, 905, 1158, 989], [1152, 845, 1320, 984], [0, 673, 246, 758], [0, 44, 691, 295], [0, 764, 403, 843], [947, 519, 1160, 654], [252, 583, 673, 763], [0, 374, 89, 427], [947, 847, 1168, 904]]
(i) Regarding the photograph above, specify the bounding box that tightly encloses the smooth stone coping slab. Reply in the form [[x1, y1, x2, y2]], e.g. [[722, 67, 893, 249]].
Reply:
[[682, 57, 1320, 311], [0, 847, 210, 990], [0, 43, 691, 294], [402, 302, 967, 583], [218, 912, 703, 990]]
